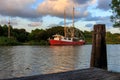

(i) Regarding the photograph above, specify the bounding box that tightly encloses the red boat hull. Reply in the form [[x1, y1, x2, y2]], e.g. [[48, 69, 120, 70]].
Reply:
[[49, 39, 85, 45]]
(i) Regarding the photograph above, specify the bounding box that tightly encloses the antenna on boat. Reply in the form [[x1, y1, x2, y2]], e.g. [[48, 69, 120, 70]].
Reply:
[[72, 7, 75, 28], [71, 6, 75, 38], [8, 18, 11, 38], [64, 9, 67, 37]]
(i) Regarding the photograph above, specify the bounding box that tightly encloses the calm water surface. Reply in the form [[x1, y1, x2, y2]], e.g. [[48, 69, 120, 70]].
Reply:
[[0, 45, 120, 79]]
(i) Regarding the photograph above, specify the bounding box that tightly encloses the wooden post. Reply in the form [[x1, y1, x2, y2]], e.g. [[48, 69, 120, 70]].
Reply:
[[90, 24, 107, 69]]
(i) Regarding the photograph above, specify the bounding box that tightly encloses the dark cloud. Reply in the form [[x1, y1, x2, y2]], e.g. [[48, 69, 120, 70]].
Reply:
[[85, 24, 93, 27], [96, 0, 111, 10], [84, 16, 101, 21], [59, 21, 72, 25], [72, 0, 88, 4], [58, 19, 80, 25], [0, 8, 40, 18], [47, 24, 59, 28], [84, 15, 113, 28], [0, 0, 41, 18]]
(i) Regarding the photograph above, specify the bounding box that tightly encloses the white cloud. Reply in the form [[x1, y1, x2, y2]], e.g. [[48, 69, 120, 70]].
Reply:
[[37, 0, 96, 18], [28, 19, 43, 27], [107, 28, 120, 33]]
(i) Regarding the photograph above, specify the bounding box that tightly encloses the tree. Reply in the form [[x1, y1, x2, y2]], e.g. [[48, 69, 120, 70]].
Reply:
[[46, 26, 64, 38], [110, 0, 120, 27], [12, 28, 29, 42], [2, 24, 8, 36], [29, 29, 47, 41], [0, 25, 3, 36]]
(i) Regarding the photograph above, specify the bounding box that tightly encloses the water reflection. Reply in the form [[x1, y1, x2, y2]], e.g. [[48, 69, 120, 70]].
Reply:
[[47, 46, 76, 73], [107, 45, 120, 72], [0, 45, 91, 79], [0, 46, 14, 79]]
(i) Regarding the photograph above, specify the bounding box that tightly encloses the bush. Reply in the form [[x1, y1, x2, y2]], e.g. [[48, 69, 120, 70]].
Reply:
[[0, 37, 20, 46]]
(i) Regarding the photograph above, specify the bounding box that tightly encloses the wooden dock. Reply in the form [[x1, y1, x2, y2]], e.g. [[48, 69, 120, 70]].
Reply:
[[3, 68, 120, 80]]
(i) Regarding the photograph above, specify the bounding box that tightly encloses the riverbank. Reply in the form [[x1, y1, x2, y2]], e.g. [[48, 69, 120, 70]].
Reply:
[[0, 37, 20, 46], [0, 37, 49, 46], [4, 68, 120, 80]]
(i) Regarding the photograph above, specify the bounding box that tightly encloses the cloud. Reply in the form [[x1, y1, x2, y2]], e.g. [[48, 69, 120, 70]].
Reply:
[[83, 11, 113, 28], [0, 18, 18, 25], [58, 19, 80, 25], [28, 19, 43, 27], [107, 28, 120, 33], [0, 0, 40, 18], [72, 0, 88, 4], [0, 0, 96, 19], [96, 0, 111, 10], [85, 24, 93, 27], [37, 0, 73, 17], [47, 24, 59, 28], [59, 21, 72, 25], [37, 0, 95, 19], [72, 0, 96, 4], [28, 22, 42, 27], [0, 0, 111, 25]]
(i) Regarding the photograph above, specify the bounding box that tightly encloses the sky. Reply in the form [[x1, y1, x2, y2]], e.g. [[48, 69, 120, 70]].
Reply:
[[0, 0, 119, 33]]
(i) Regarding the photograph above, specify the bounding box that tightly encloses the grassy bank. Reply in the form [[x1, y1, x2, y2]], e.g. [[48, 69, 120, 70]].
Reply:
[[0, 37, 49, 46], [0, 37, 20, 46], [27, 40, 49, 45]]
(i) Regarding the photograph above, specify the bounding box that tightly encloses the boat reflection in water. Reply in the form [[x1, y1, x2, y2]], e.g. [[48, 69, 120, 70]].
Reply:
[[46, 46, 76, 73]]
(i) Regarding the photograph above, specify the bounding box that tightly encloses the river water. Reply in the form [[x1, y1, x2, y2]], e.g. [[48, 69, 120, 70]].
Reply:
[[0, 45, 120, 79]]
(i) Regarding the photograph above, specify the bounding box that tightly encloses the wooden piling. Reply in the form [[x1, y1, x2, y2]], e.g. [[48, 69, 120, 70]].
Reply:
[[90, 24, 107, 69]]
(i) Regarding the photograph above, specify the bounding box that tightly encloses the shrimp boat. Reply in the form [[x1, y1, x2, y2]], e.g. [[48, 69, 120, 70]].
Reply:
[[49, 7, 85, 45]]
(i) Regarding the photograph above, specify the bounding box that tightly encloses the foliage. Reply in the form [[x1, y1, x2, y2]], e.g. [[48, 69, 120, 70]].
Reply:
[[12, 28, 29, 42], [0, 25, 29, 42], [46, 26, 64, 38], [110, 0, 120, 27], [29, 29, 47, 41], [0, 37, 20, 45], [106, 32, 120, 44], [83, 31, 92, 44]]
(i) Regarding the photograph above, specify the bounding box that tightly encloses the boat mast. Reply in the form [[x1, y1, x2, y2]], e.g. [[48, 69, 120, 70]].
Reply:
[[72, 7, 74, 28], [64, 9, 67, 37], [8, 18, 10, 38], [71, 7, 75, 38]]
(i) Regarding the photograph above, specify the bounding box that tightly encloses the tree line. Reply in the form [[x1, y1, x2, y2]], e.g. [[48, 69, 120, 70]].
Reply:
[[0, 24, 120, 45]]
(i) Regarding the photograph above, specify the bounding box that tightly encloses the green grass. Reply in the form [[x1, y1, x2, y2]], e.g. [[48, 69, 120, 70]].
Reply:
[[27, 40, 49, 45], [0, 37, 20, 46]]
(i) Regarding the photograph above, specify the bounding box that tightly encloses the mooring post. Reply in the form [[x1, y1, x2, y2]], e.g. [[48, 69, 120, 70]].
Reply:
[[90, 24, 107, 69]]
